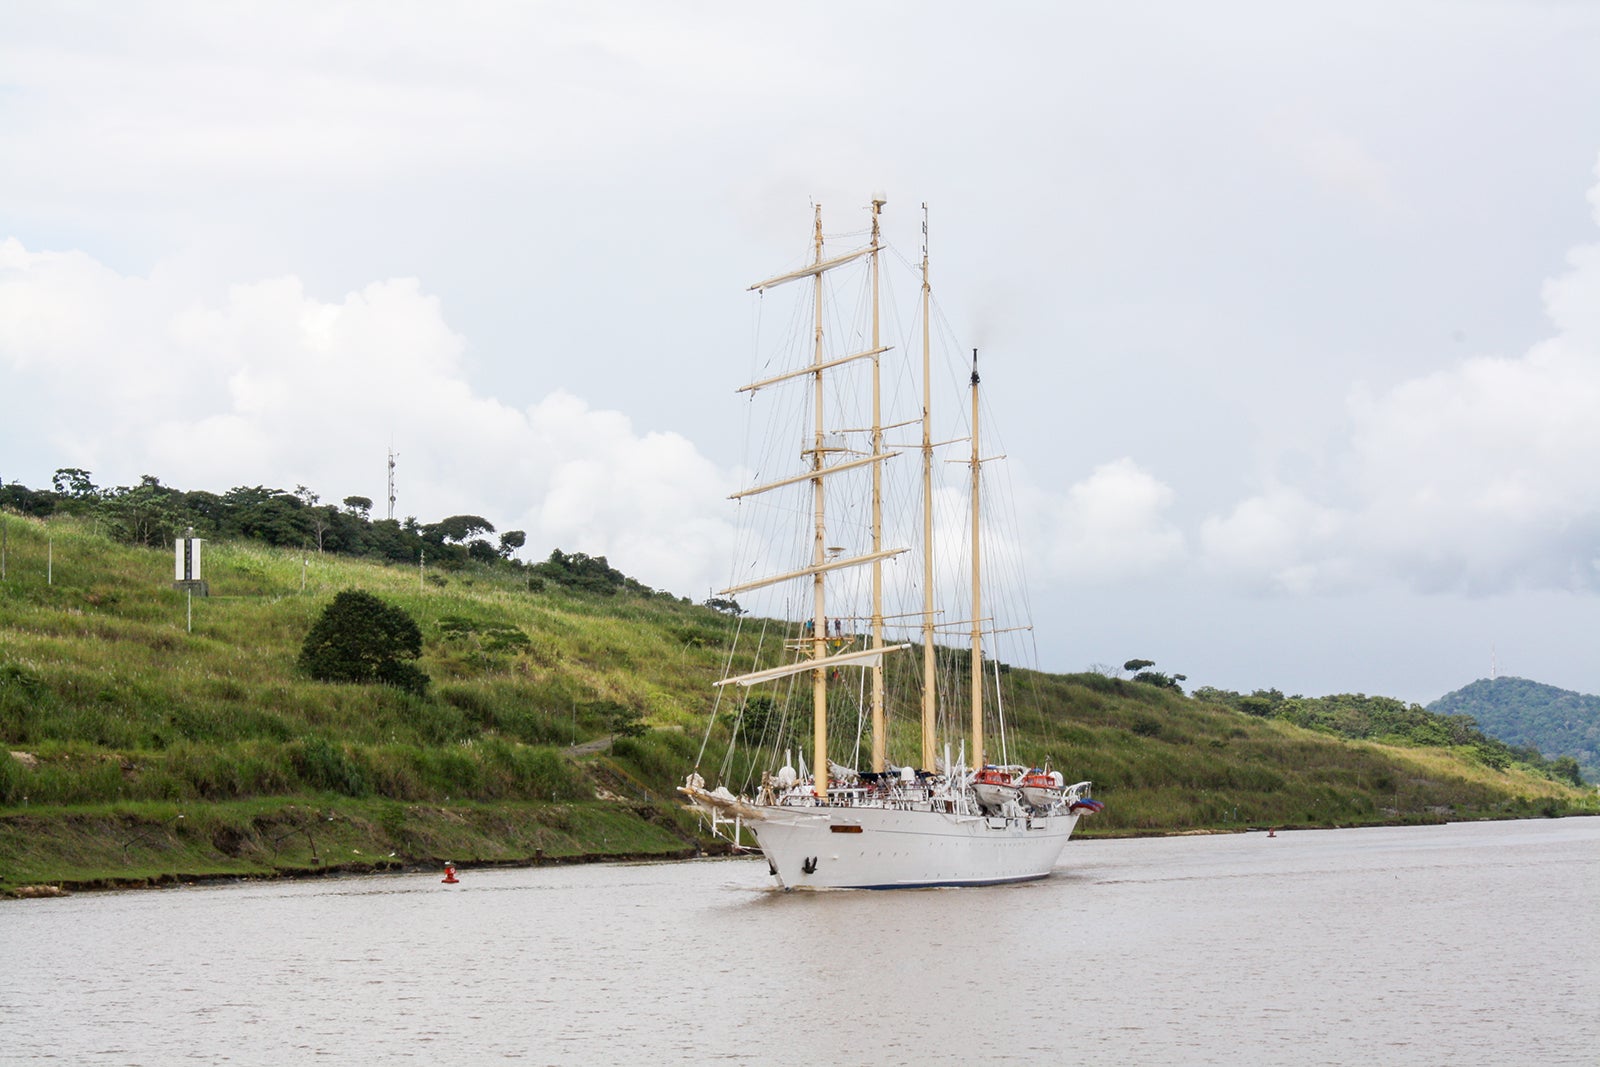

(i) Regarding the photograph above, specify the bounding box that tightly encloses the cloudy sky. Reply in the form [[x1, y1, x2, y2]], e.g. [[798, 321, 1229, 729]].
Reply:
[[4, 2, 1600, 704]]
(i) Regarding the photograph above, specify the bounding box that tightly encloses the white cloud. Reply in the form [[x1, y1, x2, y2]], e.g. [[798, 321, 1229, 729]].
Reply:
[[1199, 488, 1353, 595], [0, 240, 733, 594], [1200, 153, 1600, 596], [1034, 458, 1187, 584], [0, 5, 806, 212]]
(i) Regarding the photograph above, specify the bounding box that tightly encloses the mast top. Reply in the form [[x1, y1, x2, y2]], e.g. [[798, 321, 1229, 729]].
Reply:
[[972, 347, 980, 386]]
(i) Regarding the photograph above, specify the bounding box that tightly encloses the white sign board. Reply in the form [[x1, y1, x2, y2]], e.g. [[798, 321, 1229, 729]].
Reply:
[[174, 537, 203, 581]]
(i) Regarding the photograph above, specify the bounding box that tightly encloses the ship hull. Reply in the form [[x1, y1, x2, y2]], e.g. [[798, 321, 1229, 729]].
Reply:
[[748, 804, 1079, 889]]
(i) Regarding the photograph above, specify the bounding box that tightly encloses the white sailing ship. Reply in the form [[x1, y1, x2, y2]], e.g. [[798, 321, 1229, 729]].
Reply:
[[681, 198, 1100, 889]]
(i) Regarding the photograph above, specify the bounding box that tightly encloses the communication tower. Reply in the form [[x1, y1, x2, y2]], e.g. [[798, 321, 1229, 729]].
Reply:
[[387, 447, 398, 521]]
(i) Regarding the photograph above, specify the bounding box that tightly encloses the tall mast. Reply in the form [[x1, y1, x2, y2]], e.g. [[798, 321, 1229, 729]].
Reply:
[[969, 348, 984, 770], [869, 196, 888, 774], [919, 205, 937, 772], [809, 205, 830, 802]]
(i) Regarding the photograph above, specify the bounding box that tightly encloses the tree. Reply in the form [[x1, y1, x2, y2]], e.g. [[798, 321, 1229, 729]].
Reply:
[[528, 549, 649, 596], [0, 482, 55, 516], [703, 596, 744, 616], [497, 530, 527, 558], [343, 496, 373, 519], [1132, 670, 1187, 693], [1550, 756, 1585, 787], [428, 514, 495, 544], [734, 695, 777, 738], [52, 467, 98, 498], [222, 486, 312, 547], [1123, 658, 1155, 675], [608, 704, 647, 740], [98, 477, 189, 547], [298, 590, 429, 695]]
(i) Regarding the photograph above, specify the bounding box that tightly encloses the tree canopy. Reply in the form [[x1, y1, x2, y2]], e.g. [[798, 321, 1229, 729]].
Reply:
[[1192, 685, 1584, 785], [298, 590, 429, 695], [1, 469, 677, 600], [1429, 677, 1600, 784]]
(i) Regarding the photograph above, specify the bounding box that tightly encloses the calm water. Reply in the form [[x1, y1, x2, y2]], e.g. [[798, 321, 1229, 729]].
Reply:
[[3, 818, 1596, 1065]]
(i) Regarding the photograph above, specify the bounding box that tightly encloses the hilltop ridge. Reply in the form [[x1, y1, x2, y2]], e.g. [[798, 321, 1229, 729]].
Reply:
[[1430, 677, 1600, 784]]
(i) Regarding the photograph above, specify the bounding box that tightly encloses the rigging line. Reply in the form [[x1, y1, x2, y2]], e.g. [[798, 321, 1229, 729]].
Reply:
[[852, 659, 868, 769], [698, 610, 749, 770], [721, 614, 774, 783], [993, 657, 1009, 767], [739, 606, 807, 792]]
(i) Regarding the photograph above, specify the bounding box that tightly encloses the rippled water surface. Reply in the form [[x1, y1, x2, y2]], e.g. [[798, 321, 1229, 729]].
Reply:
[[4, 818, 1597, 1065]]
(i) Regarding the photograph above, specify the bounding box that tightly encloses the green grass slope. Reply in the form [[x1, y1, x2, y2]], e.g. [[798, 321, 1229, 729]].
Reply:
[[1, 511, 1593, 893]]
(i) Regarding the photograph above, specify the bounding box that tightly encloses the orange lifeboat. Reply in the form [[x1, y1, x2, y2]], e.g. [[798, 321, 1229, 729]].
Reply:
[[1019, 768, 1065, 811], [971, 766, 1022, 814]]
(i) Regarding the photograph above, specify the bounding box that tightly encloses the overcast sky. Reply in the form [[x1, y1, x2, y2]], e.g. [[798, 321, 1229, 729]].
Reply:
[[5, 2, 1600, 704]]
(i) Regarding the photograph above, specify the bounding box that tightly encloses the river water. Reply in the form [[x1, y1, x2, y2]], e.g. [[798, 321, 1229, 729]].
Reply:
[[3, 817, 1596, 1065]]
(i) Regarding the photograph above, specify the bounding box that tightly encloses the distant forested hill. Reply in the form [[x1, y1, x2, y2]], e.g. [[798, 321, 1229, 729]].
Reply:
[[1428, 678, 1600, 783]]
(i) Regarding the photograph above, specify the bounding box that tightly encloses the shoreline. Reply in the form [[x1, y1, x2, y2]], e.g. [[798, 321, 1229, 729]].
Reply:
[[11, 809, 1594, 900]]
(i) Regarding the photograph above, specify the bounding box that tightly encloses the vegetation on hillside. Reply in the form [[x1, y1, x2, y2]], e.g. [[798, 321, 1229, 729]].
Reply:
[[299, 589, 430, 695], [1, 506, 1595, 892], [1192, 686, 1585, 786], [0, 470, 671, 596], [1429, 677, 1600, 784]]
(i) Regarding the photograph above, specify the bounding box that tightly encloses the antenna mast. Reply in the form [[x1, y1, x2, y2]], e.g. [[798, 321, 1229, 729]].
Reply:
[[387, 447, 398, 521]]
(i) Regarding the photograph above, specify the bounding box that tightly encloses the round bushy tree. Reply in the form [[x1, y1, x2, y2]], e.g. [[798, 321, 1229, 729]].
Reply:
[[298, 590, 429, 695]]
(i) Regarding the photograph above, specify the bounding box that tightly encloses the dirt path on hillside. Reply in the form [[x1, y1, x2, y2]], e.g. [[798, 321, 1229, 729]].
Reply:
[[562, 737, 613, 757]]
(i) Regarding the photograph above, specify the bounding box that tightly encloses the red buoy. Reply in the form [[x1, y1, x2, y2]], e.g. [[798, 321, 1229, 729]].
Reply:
[[441, 863, 459, 884]]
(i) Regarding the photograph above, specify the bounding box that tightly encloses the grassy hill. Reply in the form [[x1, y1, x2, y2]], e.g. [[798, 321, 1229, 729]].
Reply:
[[1430, 677, 1600, 783], [2, 511, 1594, 894]]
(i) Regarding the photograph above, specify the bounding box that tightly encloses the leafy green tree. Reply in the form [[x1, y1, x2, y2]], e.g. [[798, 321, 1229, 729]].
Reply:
[[704, 596, 744, 615], [1238, 695, 1277, 717], [1550, 756, 1584, 786], [343, 496, 373, 518], [529, 549, 653, 596], [1132, 670, 1186, 693], [428, 514, 495, 544], [98, 476, 192, 547], [0, 482, 57, 516], [1123, 658, 1183, 692], [52, 468, 98, 498], [182, 489, 225, 529], [608, 704, 648, 740], [222, 486, 312, 547], [586, 699, 647, 740], [497, 530, 527, 558], [298, 590, 429, 695], [733, 694, 778, 738], [366, 518, 421, 562]]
